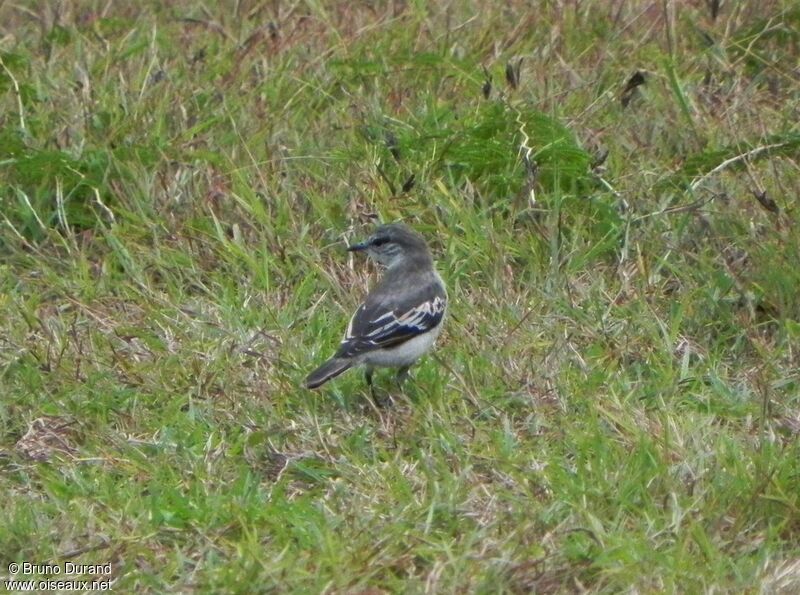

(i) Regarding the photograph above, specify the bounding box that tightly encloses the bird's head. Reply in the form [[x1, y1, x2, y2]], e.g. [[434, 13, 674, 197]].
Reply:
[[347, 223, 430, 268]]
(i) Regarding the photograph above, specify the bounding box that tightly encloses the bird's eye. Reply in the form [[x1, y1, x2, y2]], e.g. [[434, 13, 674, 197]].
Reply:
[[371, 237, 390, 246]]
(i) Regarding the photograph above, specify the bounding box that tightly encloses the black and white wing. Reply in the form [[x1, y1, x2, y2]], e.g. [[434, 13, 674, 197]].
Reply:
[[335, 282, 446, 358]]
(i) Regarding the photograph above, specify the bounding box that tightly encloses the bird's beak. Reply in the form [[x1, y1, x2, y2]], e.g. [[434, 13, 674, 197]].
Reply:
[[347, 240, 369, 252]]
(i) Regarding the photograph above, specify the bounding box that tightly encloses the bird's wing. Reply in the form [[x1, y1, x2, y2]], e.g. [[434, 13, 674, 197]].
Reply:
[[336, 281, 446, 358]]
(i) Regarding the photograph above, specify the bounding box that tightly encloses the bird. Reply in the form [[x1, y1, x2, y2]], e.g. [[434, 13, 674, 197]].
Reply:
[[305, 222, 447, 395]]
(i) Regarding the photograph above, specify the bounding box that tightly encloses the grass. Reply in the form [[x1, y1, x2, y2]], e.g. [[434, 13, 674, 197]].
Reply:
[[1, 0, 799, 592]]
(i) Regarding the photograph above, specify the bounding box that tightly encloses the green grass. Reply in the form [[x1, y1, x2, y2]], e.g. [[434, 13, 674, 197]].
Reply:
[[1, 1, 799, 592]]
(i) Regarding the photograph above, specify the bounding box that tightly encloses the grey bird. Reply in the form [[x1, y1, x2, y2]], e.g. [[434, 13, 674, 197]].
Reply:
[[305, 223, 447, 393]]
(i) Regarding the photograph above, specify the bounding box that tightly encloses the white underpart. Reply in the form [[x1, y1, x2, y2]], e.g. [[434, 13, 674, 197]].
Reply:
[[362, 322, 443, 368]]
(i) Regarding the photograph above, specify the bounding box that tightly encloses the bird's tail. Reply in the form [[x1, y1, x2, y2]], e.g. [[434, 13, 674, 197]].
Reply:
[[304, 357, 353, 389]]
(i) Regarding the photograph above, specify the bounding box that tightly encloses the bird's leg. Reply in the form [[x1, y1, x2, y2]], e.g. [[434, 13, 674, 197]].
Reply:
[[366, 367, 394, 408], [365, 367, 376, 399], [396, 365, 411, 387]]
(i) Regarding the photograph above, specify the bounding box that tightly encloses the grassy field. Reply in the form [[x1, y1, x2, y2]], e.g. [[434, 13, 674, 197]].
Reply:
[[1, 0, 799, 592]]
